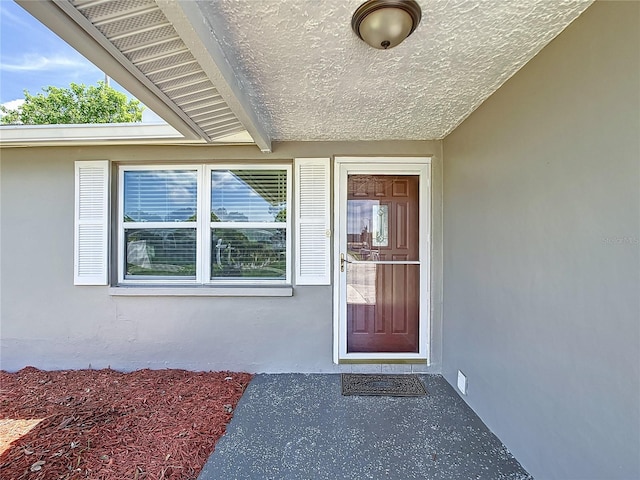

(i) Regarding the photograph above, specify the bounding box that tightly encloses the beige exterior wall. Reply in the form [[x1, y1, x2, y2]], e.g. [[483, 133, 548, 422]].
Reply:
[[442, 2, 639, 479], [0, 141, 443, 373]]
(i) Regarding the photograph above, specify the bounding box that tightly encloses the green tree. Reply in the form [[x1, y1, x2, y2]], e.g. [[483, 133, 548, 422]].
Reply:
[[0, 81, 144, 125], [275, 207, 286, 222]]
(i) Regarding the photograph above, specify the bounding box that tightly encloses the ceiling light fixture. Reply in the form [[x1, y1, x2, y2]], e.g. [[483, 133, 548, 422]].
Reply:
[[351, 0, 422, 50]]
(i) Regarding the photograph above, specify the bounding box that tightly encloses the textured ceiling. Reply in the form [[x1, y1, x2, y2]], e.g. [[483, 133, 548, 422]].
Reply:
[[192, 0, 593, 141]]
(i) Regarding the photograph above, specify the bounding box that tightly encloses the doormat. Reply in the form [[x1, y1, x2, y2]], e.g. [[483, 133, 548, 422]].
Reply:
[[341, 374, 427, 397]]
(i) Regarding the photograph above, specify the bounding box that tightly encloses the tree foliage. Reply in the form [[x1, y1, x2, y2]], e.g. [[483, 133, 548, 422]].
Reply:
[[275, 207, 286, 222], [0, 81, 144, 125]]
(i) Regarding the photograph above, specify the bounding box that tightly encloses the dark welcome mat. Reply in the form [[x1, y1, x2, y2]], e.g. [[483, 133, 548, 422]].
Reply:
[[341, 374, 427, 397]]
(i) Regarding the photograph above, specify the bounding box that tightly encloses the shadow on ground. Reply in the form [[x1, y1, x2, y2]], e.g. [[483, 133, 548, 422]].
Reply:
[[198, 374, 532, 480]]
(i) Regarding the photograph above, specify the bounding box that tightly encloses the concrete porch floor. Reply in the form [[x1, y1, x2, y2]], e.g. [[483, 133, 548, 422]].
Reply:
[[198, 374, 533, 480]]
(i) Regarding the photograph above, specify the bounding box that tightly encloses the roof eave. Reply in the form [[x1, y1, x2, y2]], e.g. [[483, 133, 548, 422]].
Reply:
[[16, 0, 204, 142], [0, 123, 256, 147], [16, 0, 272, 152], [156, 0, 272, 153]]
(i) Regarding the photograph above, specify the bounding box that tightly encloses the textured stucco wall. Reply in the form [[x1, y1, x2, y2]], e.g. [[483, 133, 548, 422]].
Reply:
[[0, 141, 443, 374], [442, 2, 639, 479]]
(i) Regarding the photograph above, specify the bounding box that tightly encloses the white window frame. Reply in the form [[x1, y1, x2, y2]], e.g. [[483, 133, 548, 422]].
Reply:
[[117, 164, 291, 286]]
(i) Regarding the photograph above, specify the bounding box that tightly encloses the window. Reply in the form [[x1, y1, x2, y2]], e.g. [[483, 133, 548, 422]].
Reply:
[[118, 165, 291, 285], [75, 158, 329, 289], [210, 169, 287, 281]]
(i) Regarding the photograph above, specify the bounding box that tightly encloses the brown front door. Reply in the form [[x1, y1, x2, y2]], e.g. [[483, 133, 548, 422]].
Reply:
[[345, 174, 420, 353]]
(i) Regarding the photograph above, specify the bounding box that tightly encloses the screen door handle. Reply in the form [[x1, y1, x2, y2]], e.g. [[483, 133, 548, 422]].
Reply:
[[340, 253, 349, 272]]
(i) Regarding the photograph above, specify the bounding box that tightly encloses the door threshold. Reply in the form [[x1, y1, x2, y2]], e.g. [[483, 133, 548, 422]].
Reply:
[[339, 358, 428, 365]]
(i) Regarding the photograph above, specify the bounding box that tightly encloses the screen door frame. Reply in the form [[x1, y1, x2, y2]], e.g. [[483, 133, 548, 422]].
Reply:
[[333, 156, 431, 363]]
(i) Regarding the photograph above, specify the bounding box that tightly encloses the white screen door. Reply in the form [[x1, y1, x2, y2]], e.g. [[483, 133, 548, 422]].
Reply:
[[334, 157, 431, 362]]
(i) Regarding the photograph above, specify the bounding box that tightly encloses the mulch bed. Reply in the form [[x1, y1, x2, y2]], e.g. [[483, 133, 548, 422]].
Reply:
[[0, 367, 253, 480]]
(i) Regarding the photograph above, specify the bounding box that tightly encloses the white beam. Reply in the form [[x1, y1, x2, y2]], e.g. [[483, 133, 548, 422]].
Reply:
[[156, 0, 272, 153], [0, 123, 256, 147]]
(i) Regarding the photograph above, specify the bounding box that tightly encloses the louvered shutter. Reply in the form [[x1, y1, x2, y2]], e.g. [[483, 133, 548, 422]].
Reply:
[[74, 161, 109, 285], [295, 158, 331, 285]]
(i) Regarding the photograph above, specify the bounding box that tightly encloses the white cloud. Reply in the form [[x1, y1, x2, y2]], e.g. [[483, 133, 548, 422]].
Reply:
[[1, 99, 25, 116], [0, 5, 33, 30], [0, 54, 93, 72], [1, 99, 25, 111]]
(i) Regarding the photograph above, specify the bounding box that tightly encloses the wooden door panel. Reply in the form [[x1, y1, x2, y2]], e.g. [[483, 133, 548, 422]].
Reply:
[[346, 174, 420, 353], [392, 179, 409, 197], [395, 202, 409, 250]]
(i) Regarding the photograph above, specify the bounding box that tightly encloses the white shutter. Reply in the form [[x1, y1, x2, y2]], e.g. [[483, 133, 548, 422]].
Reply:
[[295, 158, 331, 285], [74, 161, 109, 285]]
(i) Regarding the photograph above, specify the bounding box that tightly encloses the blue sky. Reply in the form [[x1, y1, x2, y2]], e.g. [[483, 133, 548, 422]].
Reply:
[[0, 1, 162, 122]]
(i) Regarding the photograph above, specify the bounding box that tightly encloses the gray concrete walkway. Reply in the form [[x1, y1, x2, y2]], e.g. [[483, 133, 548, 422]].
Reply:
[[198, 374, 532, 480]]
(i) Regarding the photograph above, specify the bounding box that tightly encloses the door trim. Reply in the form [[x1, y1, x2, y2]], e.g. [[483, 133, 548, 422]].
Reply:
[[333, 156, 431, 363]]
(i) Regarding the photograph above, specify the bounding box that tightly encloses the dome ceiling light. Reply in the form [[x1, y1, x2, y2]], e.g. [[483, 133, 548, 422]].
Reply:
[[351, 0, 422, 50]]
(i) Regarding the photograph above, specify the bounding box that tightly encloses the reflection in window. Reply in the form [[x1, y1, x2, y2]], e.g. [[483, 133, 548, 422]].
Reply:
[[347, 199, 382, 261], [124, 170, 197, 222], [125, 228, 196, 277], [119, 165, 290, 284], [211, 228, 286, 279], [210, 169, 287, 280], [211, 170, 286, 223]]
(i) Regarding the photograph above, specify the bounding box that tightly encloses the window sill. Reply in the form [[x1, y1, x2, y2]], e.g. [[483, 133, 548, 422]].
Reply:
[[109, 285, 293, 297]]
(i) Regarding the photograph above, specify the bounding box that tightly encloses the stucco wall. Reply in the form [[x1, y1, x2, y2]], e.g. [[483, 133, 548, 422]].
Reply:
[[0, 141, 443, 373], [442, 2, 639, 479]]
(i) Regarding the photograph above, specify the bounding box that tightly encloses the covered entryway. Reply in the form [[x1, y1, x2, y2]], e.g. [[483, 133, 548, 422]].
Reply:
[[197, 374, 533, 480], [334, 157, 431, 362]]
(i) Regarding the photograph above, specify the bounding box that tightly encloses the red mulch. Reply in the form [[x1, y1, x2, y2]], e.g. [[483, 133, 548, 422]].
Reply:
[[0, 367, 253, 480]]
